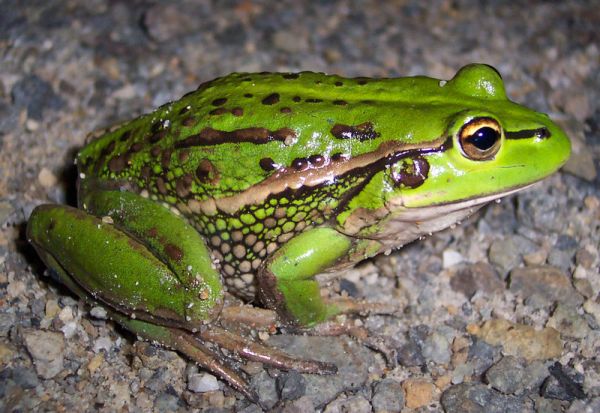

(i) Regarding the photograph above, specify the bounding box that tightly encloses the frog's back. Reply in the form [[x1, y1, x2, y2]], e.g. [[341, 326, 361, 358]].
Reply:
[[76, 71, 451, 203]]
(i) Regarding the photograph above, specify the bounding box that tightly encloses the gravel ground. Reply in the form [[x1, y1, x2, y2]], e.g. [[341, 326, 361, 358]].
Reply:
[[1, 1, 599, 412]]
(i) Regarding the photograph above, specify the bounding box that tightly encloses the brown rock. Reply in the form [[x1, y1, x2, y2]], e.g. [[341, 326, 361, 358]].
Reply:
[[469, 319, 562, 361], [402, 379, 436, 409]]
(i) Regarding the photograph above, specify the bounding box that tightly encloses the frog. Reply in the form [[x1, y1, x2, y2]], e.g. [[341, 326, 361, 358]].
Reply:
[[27, 64, 570, 401]]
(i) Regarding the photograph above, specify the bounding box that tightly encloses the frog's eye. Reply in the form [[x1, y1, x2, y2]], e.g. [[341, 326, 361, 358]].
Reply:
[[458, 117, 502, 161]]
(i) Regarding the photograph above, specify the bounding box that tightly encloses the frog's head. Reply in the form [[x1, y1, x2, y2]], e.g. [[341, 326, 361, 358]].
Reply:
[[344, 64, 571, 243]]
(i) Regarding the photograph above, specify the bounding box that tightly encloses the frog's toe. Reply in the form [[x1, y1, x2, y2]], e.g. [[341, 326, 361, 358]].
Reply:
[[307, 317, 399, 367], [329, 297, 399, 317], [199, 326, 337, 375]]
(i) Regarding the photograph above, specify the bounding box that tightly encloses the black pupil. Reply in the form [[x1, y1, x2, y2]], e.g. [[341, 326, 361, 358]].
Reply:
[[467, 127, 499, 150]]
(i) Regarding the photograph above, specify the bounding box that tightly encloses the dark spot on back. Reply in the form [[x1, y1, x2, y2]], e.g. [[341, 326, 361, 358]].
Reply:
[[333, 100, 347, 106], [141, 165, 151, 179], [212, 98, 227, 106], [129, 142, 143, 152], [156, 177, 167, 194], [175, 127, 296, 148], [259, 157, 277, 171], [292, 96, 301, 102], [108, 155, 126, 173], [334, 81, 343, 87], [182, 116, 196, 127], [165, 243, 184, 261], [196, 159, 220, 184], [280, 107, 292, 114], [291, 157, 309, 171], [391, 156, 430, 188], [331, 152, 349, 162], [148, 130, 166, 143], [308, 154, 325, 167], [161, 149, 172, 169], [119, 130, 132, 141], [176, 173, 193, 198], [178, 149, 190, 162], [231, 107, 244, 117], [101, 141, 116, 156], [209, 107, 228, 115], [305, 98, 322, 103], [262, 93, 280, 105], [331, 122, 380, 141], [178, 106, 191, 115], [244, 93, 253, 98], [150, 146, 161, 157]]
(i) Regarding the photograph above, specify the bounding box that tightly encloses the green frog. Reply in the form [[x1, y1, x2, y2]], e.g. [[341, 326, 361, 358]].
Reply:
[[27, 64, 570, 401]]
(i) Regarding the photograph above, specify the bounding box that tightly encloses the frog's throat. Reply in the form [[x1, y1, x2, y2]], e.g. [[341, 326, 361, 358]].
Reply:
[[346, 182, 535, 245], [194, 136, 450, 216]]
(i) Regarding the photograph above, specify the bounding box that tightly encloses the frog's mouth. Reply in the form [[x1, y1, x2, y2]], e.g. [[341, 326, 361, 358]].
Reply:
[[354, 182, 537, 246], [386, 182, 536, 222]]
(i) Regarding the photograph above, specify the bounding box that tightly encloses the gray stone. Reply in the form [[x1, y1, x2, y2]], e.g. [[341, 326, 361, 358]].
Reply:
[[323, 394, 371, 413], [509, 265, 583, 307], [441, 383, 534, 413], [533, 396, 565, 413], [547, 248, 575, 273], [485, 356, 548, 395], [11, 74, 65, 120], [267, 335, 377, 408], [277, 370, 306, 401], [11, 367, 39, 389], [451, 262, 504, 298], [489, 235, 537, 277], [422, 330, 451, 364], [250, 370, 278, 410], [541, 362, 585, 401], [546, 304, 591, 339], [153, 391, 181, 411], [468, 337, 501, 375], [486, 356, 526, 394], [188, 372, 220, 393], [281, 395, 315, 413], [566, 397, 600, 413], [372, 378, 404, 413], [0, 311, 16, 337], [23, 329, 65, 379]]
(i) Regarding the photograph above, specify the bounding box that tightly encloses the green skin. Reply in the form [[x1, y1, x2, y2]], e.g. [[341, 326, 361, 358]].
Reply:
[[27, 64, 570, 397]]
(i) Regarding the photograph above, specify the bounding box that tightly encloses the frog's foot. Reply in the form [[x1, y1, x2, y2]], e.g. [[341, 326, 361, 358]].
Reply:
[[327, 297, 399, 317], [303, 317, 398, 367], [115, 313, 336, 403]]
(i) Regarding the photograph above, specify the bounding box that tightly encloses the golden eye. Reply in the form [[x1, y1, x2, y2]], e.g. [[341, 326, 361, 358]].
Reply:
[[458, 117, 502, 161]]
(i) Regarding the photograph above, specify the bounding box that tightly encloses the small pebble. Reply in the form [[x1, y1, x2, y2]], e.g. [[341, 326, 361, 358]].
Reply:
[[372, 378, 405, 413], [547, 304, 591, 339], [23, 330, 65, 379], [90, 306, 108, 319], [188, 372, 220, 393], [37, 167, 57, 188], [402, 379, 435, 409], [443, 249, 464, 268], [441, 383, 533, 412], [276, 370, 306, 401]]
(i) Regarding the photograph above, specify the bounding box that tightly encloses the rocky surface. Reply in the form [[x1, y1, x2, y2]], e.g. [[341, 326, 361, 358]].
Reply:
[[1, 0, 599, 411]]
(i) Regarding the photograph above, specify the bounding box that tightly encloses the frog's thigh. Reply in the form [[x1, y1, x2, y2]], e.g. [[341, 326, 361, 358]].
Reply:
[[259, 227, 352, 326], [29, 193, 223, 328]]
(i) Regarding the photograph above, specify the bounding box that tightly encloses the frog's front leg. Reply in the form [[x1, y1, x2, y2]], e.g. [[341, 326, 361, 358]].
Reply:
[[27, 191, 334, 402], [258, 226, 364, 326]]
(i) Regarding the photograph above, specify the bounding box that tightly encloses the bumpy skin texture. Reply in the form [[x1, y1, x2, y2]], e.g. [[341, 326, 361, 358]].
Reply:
[[27, 64, 570, 401]]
